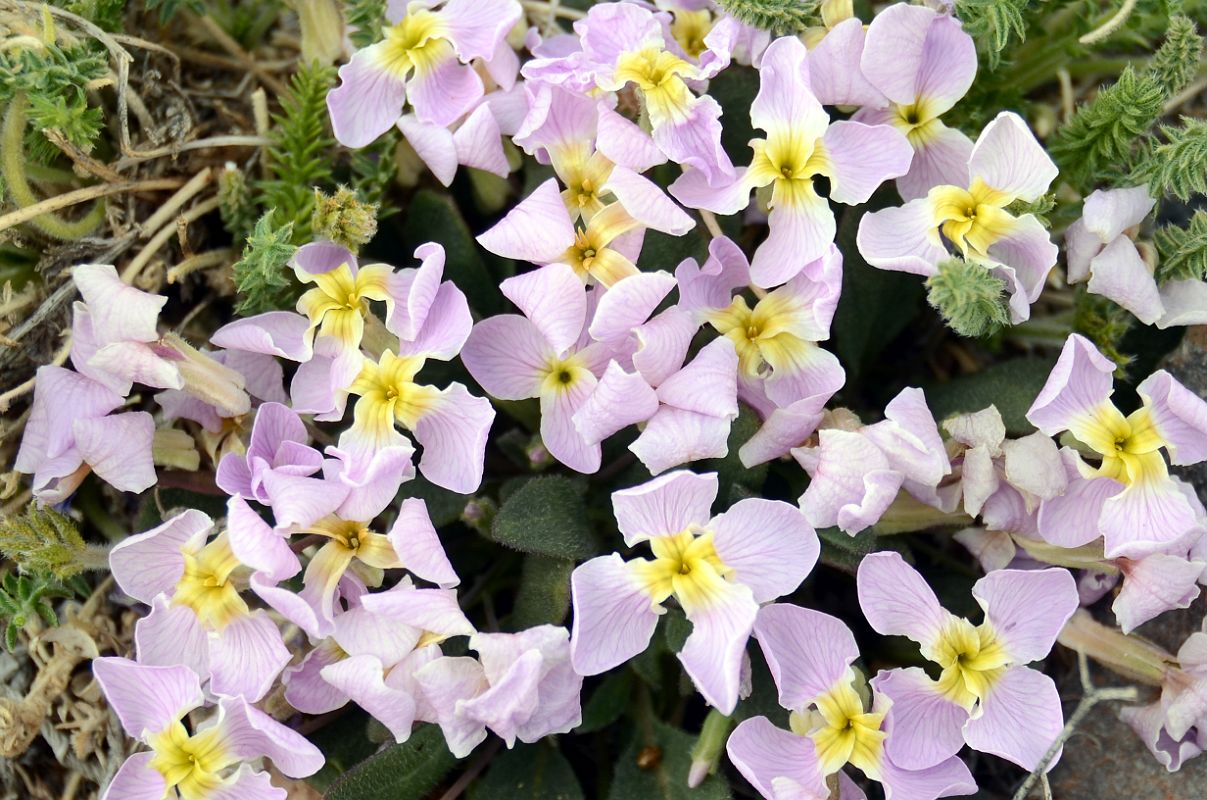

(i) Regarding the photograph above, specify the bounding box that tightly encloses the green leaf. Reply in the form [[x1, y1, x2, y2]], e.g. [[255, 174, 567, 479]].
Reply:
[[469, 742, 584, 800], [924, 358, 1058, 436], [578, 671, 634, 733], [324, 725, 459, 800], [231, 210, 299, 315], [953, 0, 1028, 70], [608, 721, 732, 800], [695, 404, 768, 501], [713, 0, 818, 35], [510, 555, 574, 629], [402, 190, 502, 315], [663, 607, 692, 654], [831, 206, 925, 380], [708, 66, 758, 162], [491, 476, 600, 560], [306, 711, 380, 791], [816, 526, 879, 574], [925, 257, 1011, 338], [1155, 209, 1207, 283], [1136, 118, 1207, 203]]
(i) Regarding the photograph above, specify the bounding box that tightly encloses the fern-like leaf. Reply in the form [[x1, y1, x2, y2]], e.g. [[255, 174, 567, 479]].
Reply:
[[0, 507, 91, 579], [1155, 210, 1207, 284], [231, 210, 300, 315], [346, 0, 389, 48], [257, 61, 337, 240], [1135, 118, 1207, 202], [714, 0, 819, 35], [954, 0, 1029, 69]]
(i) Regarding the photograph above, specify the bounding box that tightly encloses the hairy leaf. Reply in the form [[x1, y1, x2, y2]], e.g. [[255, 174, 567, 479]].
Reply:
[[492, 476, 600, 560], [470, 742, 584, 800], [324, 725, 459, 800]]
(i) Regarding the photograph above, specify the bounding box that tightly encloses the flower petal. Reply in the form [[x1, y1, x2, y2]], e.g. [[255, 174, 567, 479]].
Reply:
[[856, 199, 946, 276], [972, 568, 1078, 663], [92, 657, 202, 739], [573, 361, 659, 445], [856, 551, 948, 648], [215, 695, 326, 778], [710, 499, 818, 604], [678, 577, 758, 713], [569, 554, 662, 675], [1025, 333, 1116, 436], [1137, 369, 1207, 465], [822, 121, 913, 206], [109, 509, 210, 604], [102, 752, 167, 800], [962, 666, 1064, 771], [754, 603, 859, 710], [872, 667, 967, 770], [327, 45, 407, 148], [210, 610, 291, 702], [727, 716, 825, 800], [477, 178, 576, 264], [413, 383, 494, 493], [386, 497, 460, 588], [72, 411, 157, 494], [968, 112, 1057, 202]]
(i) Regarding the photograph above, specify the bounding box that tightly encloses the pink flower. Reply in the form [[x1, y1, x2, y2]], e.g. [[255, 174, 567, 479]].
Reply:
[[415, 625, 583, 757], [93, 657, 322, 800], [857, 551, 1079, 771], [671, 36, 912, 287], [284, 578, 475, 742], [853, 3, 978, 199], [14, 366, 156, 502], [523, 3, 735, 185], [1027, 334, 1207, 557], [857, 111, 1059, 323], [399, 87, 524, 186], [727, 603, 977, 800], [326, 0, 523, 147], [792, 388, 951, 535], [462, 263, 620, 473], [1066, 186, 1207, 327], [108, 506, 292, 702], [569, 470, 819, 713]]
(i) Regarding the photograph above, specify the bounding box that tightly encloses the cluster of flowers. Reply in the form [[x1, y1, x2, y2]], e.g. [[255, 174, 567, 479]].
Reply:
[[12, 1, 1207, 798]]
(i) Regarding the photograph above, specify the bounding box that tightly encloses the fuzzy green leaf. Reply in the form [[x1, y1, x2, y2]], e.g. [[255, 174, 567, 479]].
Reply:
[[0, 506, 88, 579], [346, 0, 389, 48], [324, 724, 459, 800], [926, 257, 1012, 338], [258, 61, 337, 237], [1155, 209, 1207, 284], [510, 555, 574, 629], [469, 742, 584, 800], [401, 190, 503, 315], [231, 210, 300, 315], [608, 721, 733, 800], [953, 0, 1029, 69], [714, 0, 818, 35], [578, 671, 634, 733], [491, 476, 600, 560], [1136, 118, 1207, 202]]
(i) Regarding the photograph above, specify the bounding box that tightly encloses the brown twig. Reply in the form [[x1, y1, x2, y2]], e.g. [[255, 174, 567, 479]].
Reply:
[[0, 178, 184, 235]]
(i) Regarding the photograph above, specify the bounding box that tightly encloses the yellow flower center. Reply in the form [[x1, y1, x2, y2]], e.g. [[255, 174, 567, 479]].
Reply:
[[790, 676, 887, 778], [173, 534, 248, 631], [348, 350, 440, 443], [540, 353, 590, 396], [629, 530, 734, 612], [297, 262, 393, 349], [748, 132, 832, 211], [613, 47, 696, 125], [147, 721, 233, 800], [928, 178, 1016, 261], [705, 293, 814, 380], [377, 9, 453, 78], [1075, 403, 1168, 486], [557, 203, 641, 287], [891, 99, 944, 148], [930, 617, 1010, 709], [670, 10, 714, 58]]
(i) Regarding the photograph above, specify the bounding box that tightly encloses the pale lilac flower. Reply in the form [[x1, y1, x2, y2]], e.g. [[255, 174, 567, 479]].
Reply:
[[523, 3, 735, 185], [727, 603, 977, 800], [93, 657, 322, 800], [462, 263, 618, 473], [853, 3, 978, 199], [108, 506, 292, 702], [398, 86, 524, 187], [1066, 186, 1207, 327], [1121, 623, 1207, 771], [627, 338, 741, 475], [215, 402, 323, 503], [415, 625, 583, 757], [14, 366, 156, 502], [71, 264, 249, 416], [799, 7, 883, 108], [857, 111, 1059, 322], [250, 495, 458, 639], [1027, 334, 1207, 557], [326, 0, 523, 147], [569, 470, 819, 713], [681, 236, 845, 409], [671, 36, 912, 287], [857, 551, 1079, 771], [284, 578, 475, 741], [1112, 548, 1206, 633], [942, 405, 1067, 533], [793, 388, 951, 535]]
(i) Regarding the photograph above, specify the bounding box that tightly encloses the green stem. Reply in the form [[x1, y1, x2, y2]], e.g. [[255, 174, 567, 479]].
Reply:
[[1, 94, 105, 240]]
